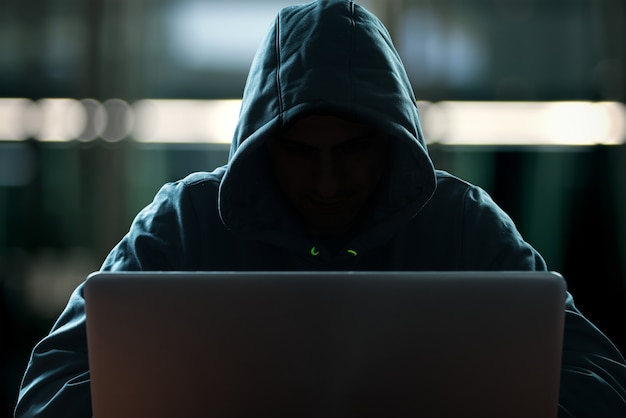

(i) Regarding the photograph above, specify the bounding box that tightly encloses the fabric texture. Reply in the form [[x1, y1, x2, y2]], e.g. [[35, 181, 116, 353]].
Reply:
[[15, 1, 626, 417]]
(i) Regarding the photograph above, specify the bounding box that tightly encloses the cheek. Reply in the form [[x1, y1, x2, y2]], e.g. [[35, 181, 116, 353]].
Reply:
[[345, 153, 386, 189], [271, 159, 310, 197]]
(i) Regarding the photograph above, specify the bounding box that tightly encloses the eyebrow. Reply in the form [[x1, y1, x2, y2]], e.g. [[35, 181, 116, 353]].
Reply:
[[343, 130, 379, 142], [276, 129, 379, 144]]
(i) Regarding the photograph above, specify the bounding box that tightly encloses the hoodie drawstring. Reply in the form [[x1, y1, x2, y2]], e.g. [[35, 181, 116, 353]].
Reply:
[[310, 246, 358, 257]]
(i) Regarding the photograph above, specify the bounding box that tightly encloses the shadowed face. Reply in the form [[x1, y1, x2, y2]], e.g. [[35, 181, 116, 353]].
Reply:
[[266, 115, 388, 236]]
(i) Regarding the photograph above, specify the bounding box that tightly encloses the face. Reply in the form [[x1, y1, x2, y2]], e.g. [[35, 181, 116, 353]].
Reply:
[[266, 114, 388, 236]]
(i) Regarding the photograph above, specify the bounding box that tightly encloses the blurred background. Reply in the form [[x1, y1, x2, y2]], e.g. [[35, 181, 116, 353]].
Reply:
[[1, 0, 625, 415]]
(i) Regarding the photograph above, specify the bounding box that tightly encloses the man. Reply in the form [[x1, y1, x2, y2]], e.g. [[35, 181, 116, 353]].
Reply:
[[14, 1, 626, 416]]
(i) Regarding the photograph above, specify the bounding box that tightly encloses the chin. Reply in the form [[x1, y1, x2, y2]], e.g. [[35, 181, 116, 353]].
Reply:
[[298, 208, 362, 237], [306, 219, 355, 237]]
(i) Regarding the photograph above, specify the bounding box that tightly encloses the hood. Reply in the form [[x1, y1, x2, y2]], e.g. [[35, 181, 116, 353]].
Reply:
[[219, 0, 436, 254]]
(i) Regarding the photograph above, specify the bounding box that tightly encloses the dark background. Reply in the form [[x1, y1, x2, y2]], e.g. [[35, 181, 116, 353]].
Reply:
[[1, 0, 625, 416]]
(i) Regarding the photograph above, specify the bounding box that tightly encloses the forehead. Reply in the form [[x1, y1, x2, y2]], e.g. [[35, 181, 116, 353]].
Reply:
[[280, 115, 376, 145]]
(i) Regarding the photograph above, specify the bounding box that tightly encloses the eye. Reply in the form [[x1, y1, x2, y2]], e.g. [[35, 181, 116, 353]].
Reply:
[[337, 136, 374, 154], [277, 138, 315, 156]]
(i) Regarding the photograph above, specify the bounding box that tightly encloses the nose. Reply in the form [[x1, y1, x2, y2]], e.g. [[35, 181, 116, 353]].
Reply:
[[314, 152, 340, 199]]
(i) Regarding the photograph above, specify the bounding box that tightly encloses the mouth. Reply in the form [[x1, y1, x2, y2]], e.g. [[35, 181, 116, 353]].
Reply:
[[308, 198, 349, 212], [297, 197, 361, 235]]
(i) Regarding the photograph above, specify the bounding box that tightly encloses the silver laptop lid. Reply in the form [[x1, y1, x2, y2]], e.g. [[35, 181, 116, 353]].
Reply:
[[85, 271, 566, 418]]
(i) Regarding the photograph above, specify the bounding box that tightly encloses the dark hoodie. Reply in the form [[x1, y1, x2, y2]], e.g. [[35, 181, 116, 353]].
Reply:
[[14, 1, 626, 417]]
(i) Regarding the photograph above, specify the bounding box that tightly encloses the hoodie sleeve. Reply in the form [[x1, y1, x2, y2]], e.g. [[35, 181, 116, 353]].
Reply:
[[14, 178, 212, 418], [557, 294, 626, 417], [460, 185, 626, 417], [13, 285, 92, 418]]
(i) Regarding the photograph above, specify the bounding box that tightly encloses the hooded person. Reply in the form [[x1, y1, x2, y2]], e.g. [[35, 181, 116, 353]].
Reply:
[[14, 1, 626, 417]]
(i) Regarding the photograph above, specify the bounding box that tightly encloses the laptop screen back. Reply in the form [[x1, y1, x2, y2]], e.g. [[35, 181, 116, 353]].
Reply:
[[84, 271, 566, 418]]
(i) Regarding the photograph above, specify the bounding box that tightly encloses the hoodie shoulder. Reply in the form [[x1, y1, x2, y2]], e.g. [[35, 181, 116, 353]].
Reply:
[[181, 167, 226, 188]]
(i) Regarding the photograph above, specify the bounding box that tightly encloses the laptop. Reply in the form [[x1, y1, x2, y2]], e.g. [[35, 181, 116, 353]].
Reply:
[[84, 270, 566, 418]]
